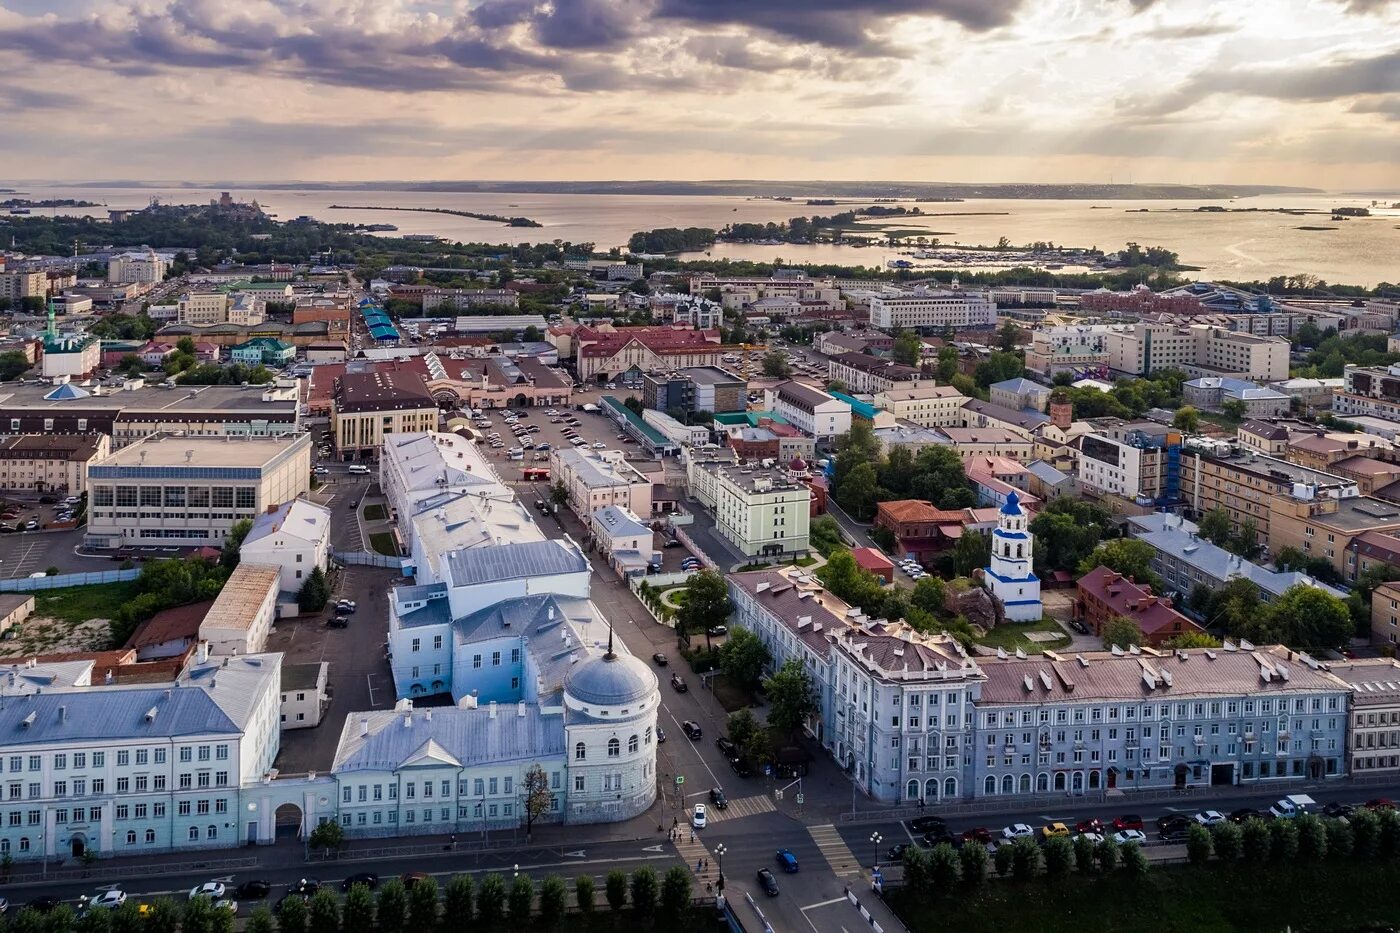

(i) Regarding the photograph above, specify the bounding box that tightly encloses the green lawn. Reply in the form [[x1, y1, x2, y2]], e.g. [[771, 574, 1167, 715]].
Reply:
[[362, 503, 387, 521], [890, 860, 1400, 933], [974, 617, 1071, 655], [33, 581, 143, 625], [368, 532, 399, 556]]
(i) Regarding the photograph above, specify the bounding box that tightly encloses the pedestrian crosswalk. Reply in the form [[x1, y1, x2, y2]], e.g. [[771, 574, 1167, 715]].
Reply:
[[705, 794, 776, 824], [671, 831, 723, 893], [808, 823, 863, 878]]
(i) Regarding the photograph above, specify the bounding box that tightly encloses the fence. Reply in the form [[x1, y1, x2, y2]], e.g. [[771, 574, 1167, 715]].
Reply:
[[0, 568, 140, 593], [672, 527, 719, 571], [332, 549, 403, 570]]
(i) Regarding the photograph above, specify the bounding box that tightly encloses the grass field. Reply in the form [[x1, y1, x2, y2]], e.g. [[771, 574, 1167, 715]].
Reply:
[[33, 581, 143, 625], [974, 617, 1071, 655], [368, 532, 399, 556], [362, 503, 388, 521], [891, 860, 1400, 933]]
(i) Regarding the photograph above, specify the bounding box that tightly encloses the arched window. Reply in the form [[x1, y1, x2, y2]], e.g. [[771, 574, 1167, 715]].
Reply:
[[1001, 774, 1014, 795], [1088, 770, 1101, 790], [944, 777, 957, 799], [925, 779, 938, 800], [607, 738, 620, 758], [19, 837, 29, 852], [126, 830, 136, 845], [628, 734, 639, 754], [574, 742, 586, 761], [907, 780, 919, 800], [1054, 772, 1067, 791], [145, 829, 156, 843], [188, 826, 199, 841], [1037, 772, 1049, 792], [207, 825, 217, 840], [983, 775, 996, 795], [1016, 544, 1023, 558], [1019, 774, 1031, 794], [0, 839, 8, 853]]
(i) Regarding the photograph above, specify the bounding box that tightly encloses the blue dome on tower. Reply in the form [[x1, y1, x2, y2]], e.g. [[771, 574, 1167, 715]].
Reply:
[[1000, 490, 1023, 516]]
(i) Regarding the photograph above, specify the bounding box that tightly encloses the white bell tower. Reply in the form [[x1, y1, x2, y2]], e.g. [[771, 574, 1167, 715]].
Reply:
[[984, 491, 1042, 622]]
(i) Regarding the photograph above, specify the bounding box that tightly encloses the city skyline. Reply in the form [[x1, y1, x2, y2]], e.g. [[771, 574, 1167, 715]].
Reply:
[[0, 0, 1397, 189]]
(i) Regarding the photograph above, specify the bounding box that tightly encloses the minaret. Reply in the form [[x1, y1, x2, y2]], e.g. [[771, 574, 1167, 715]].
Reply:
[[984, 490, 1042, 622], [45, 297, 56, 340]]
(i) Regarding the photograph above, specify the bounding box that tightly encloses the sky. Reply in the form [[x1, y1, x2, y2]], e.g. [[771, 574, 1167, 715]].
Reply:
[[0, 0, 1397, 189]]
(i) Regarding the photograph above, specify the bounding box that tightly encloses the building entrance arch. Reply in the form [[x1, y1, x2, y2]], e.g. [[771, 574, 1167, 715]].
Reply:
[[275, 802, 305, 840]]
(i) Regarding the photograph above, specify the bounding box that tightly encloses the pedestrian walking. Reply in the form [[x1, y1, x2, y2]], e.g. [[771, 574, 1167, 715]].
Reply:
[[690, 830, 696, 843], [696, 858, 702, 872]]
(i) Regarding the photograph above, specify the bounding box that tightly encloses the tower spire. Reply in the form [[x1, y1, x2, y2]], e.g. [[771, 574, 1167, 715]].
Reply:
[[605, 624, 616, 661]]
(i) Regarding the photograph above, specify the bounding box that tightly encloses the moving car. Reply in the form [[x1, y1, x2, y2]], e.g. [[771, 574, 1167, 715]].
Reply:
[[1078, 832, 1106, 845], [189, 883, 226, 901], [1270, 795, 1315, 819], [709, 788, 728, 809], [235, 881, 271, 900], [670, 673, 688, 692], [401, 872, 429, 888], [1001, 823, 1034, 841], [887, 843, 918, 861], [1229, 807, 1263, 824], [1194, 810, 1226, 826], [776, 849, 799, 873], [692, 804, 707, 829], [341, 873, 380, 891], [27, 897, 60, 913], [1112, 815, 1144, 831], [1112, 829, 1148, 845], [1041, 822, 1070, 839], [756, 867, 779, 896], [90, 891, 127, 909], [960, 827, 994, 845], [652, 652, 668, 666], [1323, 802, 1356, 818], [1367, 798, 1396, 811], [908, 816, 947, 835], [682, 720, 702, 739], [706, 625, 728, 637], [289, 880, 320, 896], [1075, 818, 1105, 834]]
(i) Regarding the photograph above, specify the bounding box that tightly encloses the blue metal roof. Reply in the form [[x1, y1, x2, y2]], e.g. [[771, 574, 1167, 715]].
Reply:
[[0, 685, 238, 746], [445, 540, 587, 588], [334, 704, 564, 773]]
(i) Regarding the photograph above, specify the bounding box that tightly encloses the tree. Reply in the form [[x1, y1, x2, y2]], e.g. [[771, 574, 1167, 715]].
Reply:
[[375, 879, 408, 932], [307, 819, 343, 856], [1198, 507, 1232, 547], [532, 874, 566, 927], [623, 396, 644, 416], [974, 350, 1025, 389], [1296, 813, 1328, 861], [1186, 823, 1213, 865], [810, 514, 845, 557], [176, 336, 197, 355], [276, 894, 308, 933], [1160, 631, 1222, 649], [1101, 616, 1143, 650], [77, 906, 113, 933], [1121, 841, 1150, 879], [1241, 817, 1272, 862], [116, 354, 147, 377], [1073, 834, 1097, 873], [1172, 405, 1200, 433], [1010, 837, 1040, 881], [629, 867, 659, 922], [409, 877, 440, 929], [727, 707, 761, 751], [0, 350, 32, 381], [911, 576, 947, 617], [246, 908, 274, 933], [1326, 816, 1354, 859], [1266, 584, 1354, 650], [1221, 399, 1247, 420], [109, 902, 145, 933], [675, 569, 732, 649], [549, 480, 569, 510], [1042, 836, 1073, 878], [833, 420, 881, 493], [959, 841, 988, 887], [1269, 817, 1300, 862], [574, 874, 596, 913], [836, 461, 879, 520], [660, 866, 692, 920], [928, 842, 961, 891], [764, 658, 817, 738], [1230, 517, 1262, 560], [341, 883, 375, 933], [605, 869, 628, 913], [993, 842, 1015, 877], [221, 518, 253, 569], [1208, 577, 1263, 634], [1211, 820, 1243, 862], [1351, 807, 1381, 859], [475, 875, 507, 924], [718, 626, 770, 693], [1094, 837, 1120, 873], [902, 846, 931, 894], [508, 875, 534, 921], [1078, 538, 1164, 593], [297, 566, 331, 614], [892, 332, 922, 366], [761, 351, 792, 378], [307, 890, 340, 933], [997, 321, 1021, 352], [951, 532, 992, 577], [522, 762, 553, 838]]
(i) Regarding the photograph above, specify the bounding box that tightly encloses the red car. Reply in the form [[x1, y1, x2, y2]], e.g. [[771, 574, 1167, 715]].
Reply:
[[1075, 818, 1104, 834], [1112, 815, 1144, 832], [959, 827, 994, 844], [1366, 798, 1396, 811]]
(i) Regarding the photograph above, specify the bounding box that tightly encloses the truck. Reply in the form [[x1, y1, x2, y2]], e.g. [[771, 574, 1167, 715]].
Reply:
[[1268, 794, 1316, 819]]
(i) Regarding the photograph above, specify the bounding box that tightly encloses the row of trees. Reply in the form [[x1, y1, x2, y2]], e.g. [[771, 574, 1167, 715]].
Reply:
[[833, 422, 974, 521], [1187, 808, 1400, 868], [902, 833, 1149, 903], [1048, 369, 1188, 421], [4, 866, 697, 933]]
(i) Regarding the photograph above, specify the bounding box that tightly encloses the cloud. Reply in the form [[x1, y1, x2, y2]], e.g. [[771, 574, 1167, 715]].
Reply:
[[1142, 20, 1241, 39], [1350, 95, 1400, 119]]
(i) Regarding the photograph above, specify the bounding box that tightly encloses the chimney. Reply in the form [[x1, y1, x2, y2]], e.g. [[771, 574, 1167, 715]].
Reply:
[[489, 701, 498, 719], [359, 718, 369, 737], [1049, 399, 1073, 430], [196, 641, 210, 665], [425, 709, 432, 722], [104, 669, 114, 685]]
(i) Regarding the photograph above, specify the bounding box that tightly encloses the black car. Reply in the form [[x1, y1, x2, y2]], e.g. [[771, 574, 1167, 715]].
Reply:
[[709, 788, 728, 809], [1157, 814, 1191, 835], [922, 830, 958, 848], [716, 736, 738, 758], [38, 495, 57, 504], [341, 873, 380, 891], [655, 726, 666, 743], [909, 816, 948, 835], [327, 615, 349, 629], [670, 674, 688, 693], [289, 879, 321, 896], [756, 868, 779, 897], [887, 843, 918, 861], [730, 757, 754, 778], [235, 881, 272, 900], [682, 720, 703, 740], [1229, 807, 1263, 824], [1159, 826, 1189, 844], [27, 897, 60, 913], [707, 625, 728, 637], [1323, 802, 1356, 819], [652, 653, 668, 667]]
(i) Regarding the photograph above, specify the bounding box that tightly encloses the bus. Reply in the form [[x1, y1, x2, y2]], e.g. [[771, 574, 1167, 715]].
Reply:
[[522, 468, 550, 482]]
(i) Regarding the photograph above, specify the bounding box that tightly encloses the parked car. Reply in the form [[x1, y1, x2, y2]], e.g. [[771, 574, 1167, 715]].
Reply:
[[1112, 829, 1148, 845], [908, 816, 947, 835], [692, 804, 707, 829], [327, 615, 349, 629], [189, 883, 227, 901], [336, 599, 357, 612], [1075, 818, 1105, 834], [670, 674, 688, 692], [1041, 822, 1070, 839], [729, 757, 754, 778], [400, 873, 429, 889], [235, 881, 271, 900], [1367, 798, 1396, 811], [1078, 832, 1106, 845], [756, 868, 779, 896], [716, 737, 737, 758], [1323, 802, 1356, 819], [1157, 814, 1191, 835], [706, 625, 728, 637], [655, 726, 666, 743], [682, 720, 702, 740], [1229, 807, 1263, 824], [652, 652, 668, 666], [27, 898, 60, 914], [776, 849, 799, 873], [1194, 810, 1227, 826], [1112, 815, 1144, 832], [1001, 823, 1034, 840], [709, 787, 728, 809]]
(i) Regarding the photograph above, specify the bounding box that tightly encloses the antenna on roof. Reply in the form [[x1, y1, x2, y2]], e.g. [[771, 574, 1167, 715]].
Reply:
[[604, 623, 616, 661]]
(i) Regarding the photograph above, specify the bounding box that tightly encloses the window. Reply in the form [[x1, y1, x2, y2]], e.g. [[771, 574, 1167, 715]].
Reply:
[[575, 742, 586, 761], [607, 738, 620, 758], [189, 827, 199, 841], [574, 775, 586, 792], [628, 734, 639, 754]]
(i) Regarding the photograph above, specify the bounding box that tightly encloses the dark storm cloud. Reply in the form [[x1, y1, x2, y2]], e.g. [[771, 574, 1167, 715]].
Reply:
[[1128, 47, 1400, 115]]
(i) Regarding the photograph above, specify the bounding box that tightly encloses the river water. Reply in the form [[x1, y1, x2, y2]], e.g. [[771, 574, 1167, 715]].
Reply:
[[8, 184, 1400, 287]]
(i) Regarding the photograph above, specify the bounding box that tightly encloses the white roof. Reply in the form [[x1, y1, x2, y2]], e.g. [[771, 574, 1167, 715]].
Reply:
[[243, 499, 331, 549]]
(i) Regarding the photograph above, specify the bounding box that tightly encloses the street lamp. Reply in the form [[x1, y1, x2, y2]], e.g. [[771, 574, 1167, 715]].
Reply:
[[869, 832, 882, 869], [714, 843, 726, 873]]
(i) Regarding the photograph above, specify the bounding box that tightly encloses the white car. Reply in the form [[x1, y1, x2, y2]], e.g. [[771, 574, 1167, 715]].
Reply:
[[1112, 829, 1147, 845], [692, 804, 708, 829], [91, 891, 127, 909], [1001, 823, 1034, 840], [1194, 810, 1226, 826], [1078, 832, 1106, 845], [592, 442, 606, 449], [189, 883, 226, 901]]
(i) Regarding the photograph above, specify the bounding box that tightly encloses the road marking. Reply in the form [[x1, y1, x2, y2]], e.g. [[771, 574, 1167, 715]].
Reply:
[[562, 850, 586, 858], [365, 674, 379, 707], [641, 844, 665, 852], [705, 794, 776, 824], [801, 897, 849, 910], [807, 824, 862, 878]]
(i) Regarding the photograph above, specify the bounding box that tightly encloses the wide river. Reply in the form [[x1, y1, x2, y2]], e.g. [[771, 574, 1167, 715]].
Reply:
[[8, 184, 1400, 287]]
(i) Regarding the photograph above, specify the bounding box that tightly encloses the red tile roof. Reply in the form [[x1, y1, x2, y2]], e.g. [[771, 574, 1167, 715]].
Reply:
[[1077, 565, 1196, 637]]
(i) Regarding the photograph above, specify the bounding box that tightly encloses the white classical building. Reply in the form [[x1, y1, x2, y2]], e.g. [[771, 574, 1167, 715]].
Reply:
[[239, 499, 332, 594], [983, 490, 1042, 621]]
